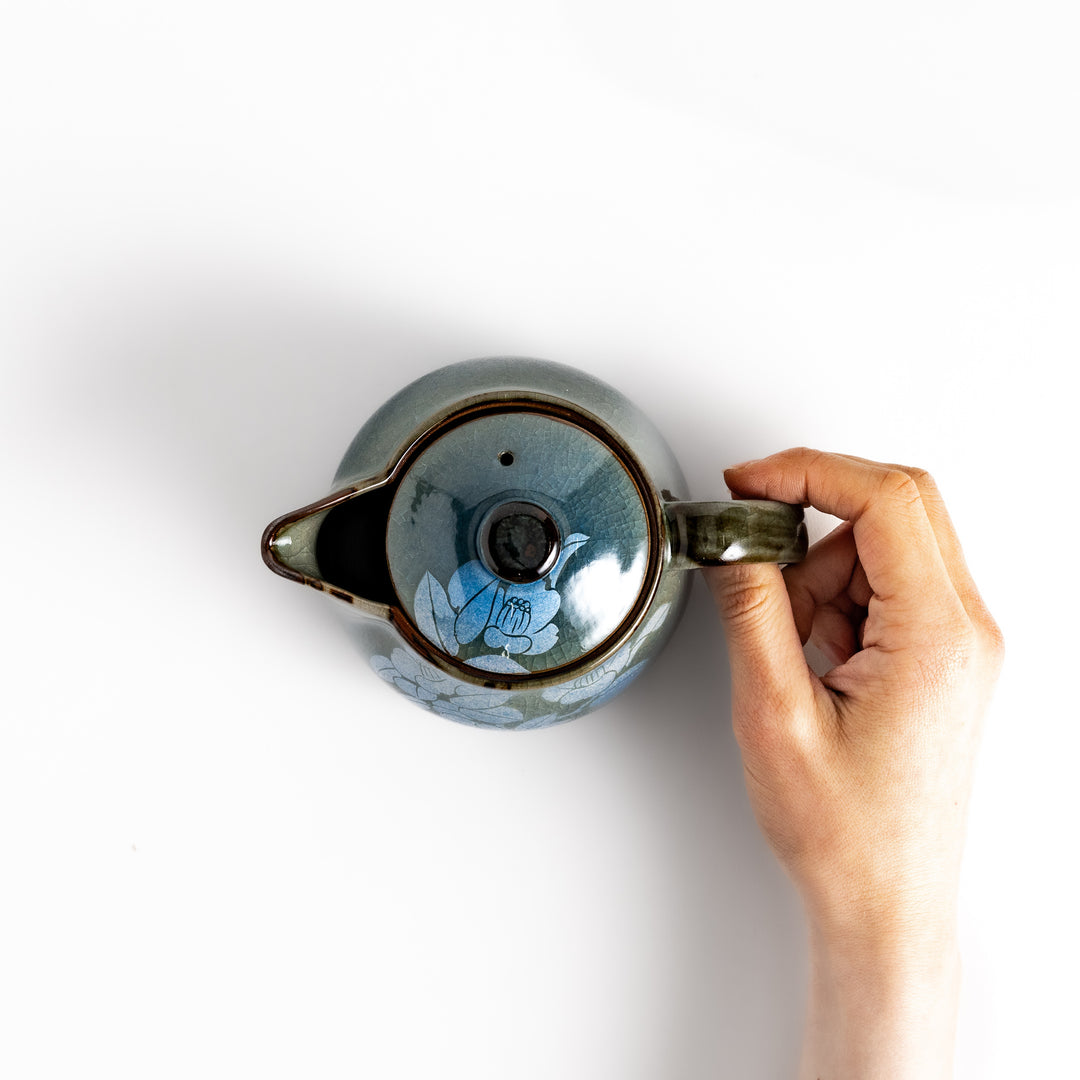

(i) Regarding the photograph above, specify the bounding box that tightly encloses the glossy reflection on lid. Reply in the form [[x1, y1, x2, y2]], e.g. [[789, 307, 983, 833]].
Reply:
[[385, 411, 651, 676]]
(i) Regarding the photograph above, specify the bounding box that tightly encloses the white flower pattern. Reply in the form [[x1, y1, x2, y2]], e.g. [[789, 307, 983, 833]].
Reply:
[[371, 603, 671, 730], [372, 648, 527, 727], [411, 534, 589, 664]]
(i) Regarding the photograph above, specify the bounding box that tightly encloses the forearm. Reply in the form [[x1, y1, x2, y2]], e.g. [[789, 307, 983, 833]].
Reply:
[[799, 915, 961, 1080]]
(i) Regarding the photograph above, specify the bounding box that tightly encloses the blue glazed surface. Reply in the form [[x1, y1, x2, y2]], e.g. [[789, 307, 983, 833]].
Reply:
[[385, 410, 652, 675], [265, 358, 803, 726], [272, 357, 696, 727], [406, 541, 587, 670], [332, 358, 687, 498], [366, 600, 677, 730], [355, 359, 691, 726]]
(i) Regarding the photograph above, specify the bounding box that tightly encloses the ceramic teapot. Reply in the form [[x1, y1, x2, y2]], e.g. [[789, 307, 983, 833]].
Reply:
[[262, 358, 806, 730]]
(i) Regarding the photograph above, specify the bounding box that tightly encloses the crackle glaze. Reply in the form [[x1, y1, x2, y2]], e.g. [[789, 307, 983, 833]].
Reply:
[[262, 357, 806, 729]]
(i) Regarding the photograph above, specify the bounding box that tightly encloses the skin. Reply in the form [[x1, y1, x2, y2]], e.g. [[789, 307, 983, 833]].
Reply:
[[703, 449, 1004, 1080]]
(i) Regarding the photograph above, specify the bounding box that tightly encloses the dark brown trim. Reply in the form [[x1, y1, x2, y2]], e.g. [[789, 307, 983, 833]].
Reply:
[[261, 484, 362, 584], [262, 392, 667, 692]]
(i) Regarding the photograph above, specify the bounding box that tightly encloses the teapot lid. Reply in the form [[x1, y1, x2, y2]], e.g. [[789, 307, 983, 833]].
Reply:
[[385, 402, 657, 678]]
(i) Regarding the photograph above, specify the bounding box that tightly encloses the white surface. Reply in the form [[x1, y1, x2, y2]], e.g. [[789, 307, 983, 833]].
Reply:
[[2, 3, 1077, 1077]]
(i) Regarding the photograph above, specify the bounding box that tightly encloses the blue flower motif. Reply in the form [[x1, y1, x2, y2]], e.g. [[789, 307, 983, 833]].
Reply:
[[372, 648, 529, 728], [371, 602, 672, 729], [541, 654, 646, 708], [371, 647, 458, 701], [541, 603, 672, 711], [482, 591, 561, 656], [412, 533, 588, 662]]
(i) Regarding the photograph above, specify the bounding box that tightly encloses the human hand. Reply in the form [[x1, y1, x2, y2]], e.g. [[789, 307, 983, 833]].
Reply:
[[704, 449, 1004, 1079]]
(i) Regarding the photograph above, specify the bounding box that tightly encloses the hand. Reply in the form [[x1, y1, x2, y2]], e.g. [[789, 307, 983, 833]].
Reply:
[[704, 449, 1004, 1079]]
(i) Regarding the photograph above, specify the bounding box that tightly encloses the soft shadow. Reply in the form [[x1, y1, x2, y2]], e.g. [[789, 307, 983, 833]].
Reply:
[[55, 265, 807, 1077], [611, 578, 807, 1078], [49, 262, 475, 542]]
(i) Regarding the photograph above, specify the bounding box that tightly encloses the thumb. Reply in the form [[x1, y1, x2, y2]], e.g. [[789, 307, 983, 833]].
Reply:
[[703, 563, 812, 721]]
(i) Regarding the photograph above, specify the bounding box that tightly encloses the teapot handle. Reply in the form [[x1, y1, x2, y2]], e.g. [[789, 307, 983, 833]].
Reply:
[[666, 500, 808, 567]]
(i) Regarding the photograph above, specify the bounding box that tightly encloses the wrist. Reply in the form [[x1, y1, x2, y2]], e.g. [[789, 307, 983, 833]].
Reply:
[[795, 842, 964, 969], [800, 913, 961, 1079], [806, 887, 960, 972]]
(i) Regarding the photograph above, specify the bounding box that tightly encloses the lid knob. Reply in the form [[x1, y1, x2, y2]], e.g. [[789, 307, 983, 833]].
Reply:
[[479, 501, 561, 584]]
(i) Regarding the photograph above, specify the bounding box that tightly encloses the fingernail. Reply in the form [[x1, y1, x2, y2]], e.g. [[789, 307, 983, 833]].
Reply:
[[727, 459, 760, 471]]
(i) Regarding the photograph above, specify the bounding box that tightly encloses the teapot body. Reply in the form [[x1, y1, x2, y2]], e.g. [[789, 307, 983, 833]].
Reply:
[[352, 575, 685, 729], [263, 358, 804, 729]]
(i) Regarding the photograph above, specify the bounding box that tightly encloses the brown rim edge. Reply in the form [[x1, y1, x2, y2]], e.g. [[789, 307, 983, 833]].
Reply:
[[262, 392, 667, 692], [261, 483, 396, 621]]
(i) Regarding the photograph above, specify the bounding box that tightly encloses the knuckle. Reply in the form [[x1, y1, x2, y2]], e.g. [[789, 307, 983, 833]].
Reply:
[[797, 446, 829, 476], [781, 445, 825, 476], [733, 696, 815, 767], [979, 613, 1006, 669], [904, 465, 936, 492], [913, 607, 1008, 693], [713, 575, 774, 628], [916, 632, 976, 692], [898, 604, 978, 684], [876, 468, 925, 510]]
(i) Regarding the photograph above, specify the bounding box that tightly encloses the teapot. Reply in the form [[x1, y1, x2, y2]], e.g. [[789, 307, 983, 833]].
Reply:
[[261, 357, 806, 730]]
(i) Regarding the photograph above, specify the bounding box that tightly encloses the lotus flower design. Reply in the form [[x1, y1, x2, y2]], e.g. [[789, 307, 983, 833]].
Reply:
[[411, 533, 589, 662], [541, 602, 672, 710], [371, 648, 526, 727], [371, 601, 673, 729]]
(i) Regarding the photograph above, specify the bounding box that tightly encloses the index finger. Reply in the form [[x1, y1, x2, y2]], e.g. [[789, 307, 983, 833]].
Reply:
[[725, 448, 957, 612], [833, 453, 994, 627]]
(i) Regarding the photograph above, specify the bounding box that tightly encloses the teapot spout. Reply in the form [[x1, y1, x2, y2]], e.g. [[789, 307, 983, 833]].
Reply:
[[261, 482, 397, 616]]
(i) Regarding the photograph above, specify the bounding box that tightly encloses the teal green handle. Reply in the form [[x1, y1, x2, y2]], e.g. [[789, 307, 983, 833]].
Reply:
[[666, 500, 808, 567]]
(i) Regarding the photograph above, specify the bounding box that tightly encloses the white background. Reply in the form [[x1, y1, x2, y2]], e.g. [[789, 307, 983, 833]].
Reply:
[[2, 3, 1077, 1077]]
